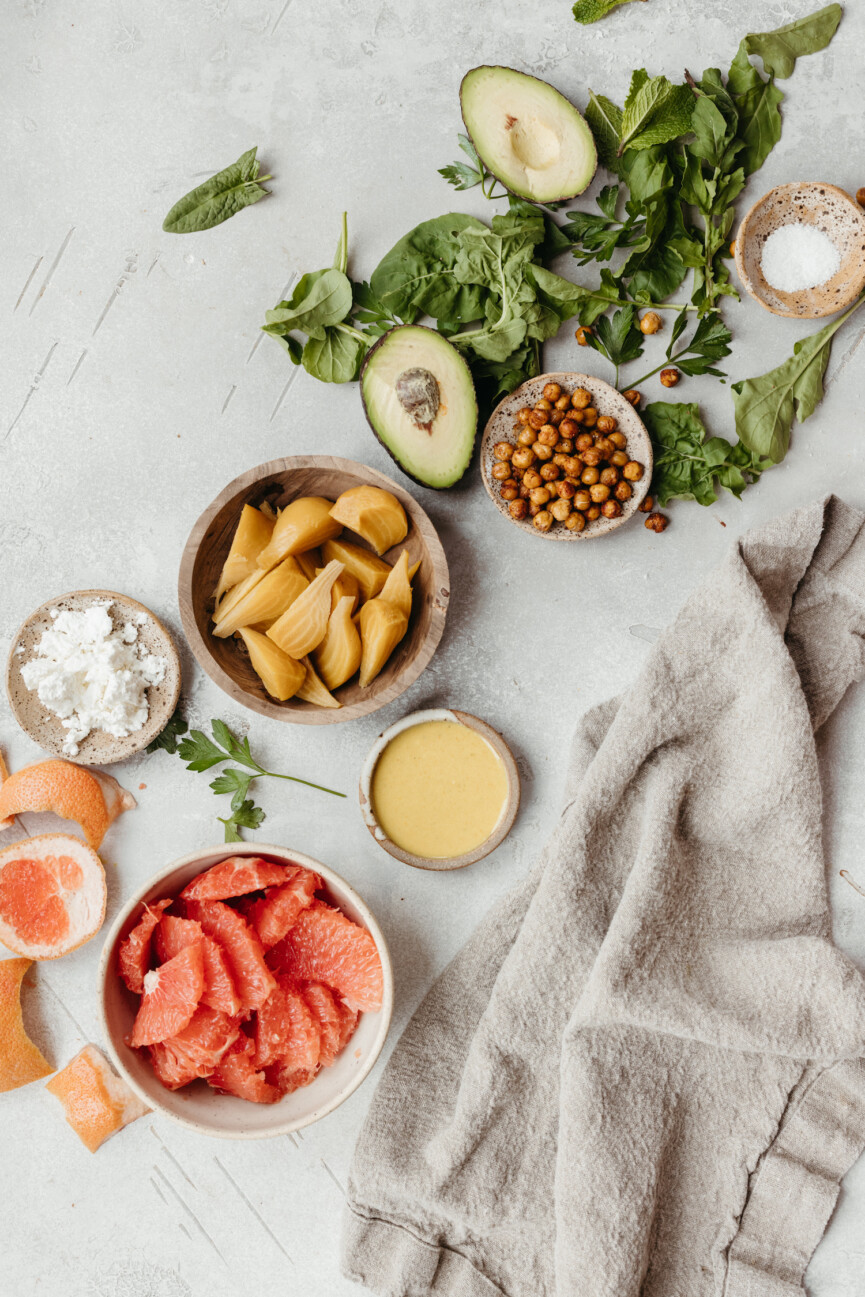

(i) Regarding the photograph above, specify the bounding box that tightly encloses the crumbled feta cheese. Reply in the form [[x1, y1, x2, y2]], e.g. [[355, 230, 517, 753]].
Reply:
[[20, 601, 167, 756]]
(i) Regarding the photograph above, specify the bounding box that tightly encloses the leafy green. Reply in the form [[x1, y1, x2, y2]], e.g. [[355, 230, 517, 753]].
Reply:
[[732, 293, 865, 464], [438, 134, 506, 199], [573, 0, 646, 23], [737, 4, 842, 79], [619, 73, 694, 154], [643, 401, 769, 506], [585, 92, 624, 170], [162, 147, 272, 234], [146, 709, 188, 754], [262, 269, 353, 340], [584, 305, 644, 384], [370, 213, 489, 323]]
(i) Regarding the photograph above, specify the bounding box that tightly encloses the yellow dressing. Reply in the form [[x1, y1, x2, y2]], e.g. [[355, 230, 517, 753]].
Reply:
[[370, 720, 509, 859]]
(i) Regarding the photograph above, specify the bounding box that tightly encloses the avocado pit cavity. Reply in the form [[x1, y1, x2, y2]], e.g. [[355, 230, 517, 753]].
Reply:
[[395, 367, 440, 434]]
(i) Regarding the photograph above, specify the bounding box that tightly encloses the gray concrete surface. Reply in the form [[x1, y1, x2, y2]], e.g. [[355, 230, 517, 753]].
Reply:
[[2, 2, 864, 1294]]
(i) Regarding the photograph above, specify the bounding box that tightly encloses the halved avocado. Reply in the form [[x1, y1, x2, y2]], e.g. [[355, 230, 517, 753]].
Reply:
[[460, 66, 597, 204], [360, 326, 478, 490]]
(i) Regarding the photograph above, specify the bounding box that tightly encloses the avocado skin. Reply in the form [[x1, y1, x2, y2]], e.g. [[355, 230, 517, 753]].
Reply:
[[459, 64, 598, 205], [359, 325, 479, 492]]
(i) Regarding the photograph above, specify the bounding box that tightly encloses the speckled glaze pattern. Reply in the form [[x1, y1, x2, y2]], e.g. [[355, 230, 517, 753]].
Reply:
[[735, 183, 865, 318]]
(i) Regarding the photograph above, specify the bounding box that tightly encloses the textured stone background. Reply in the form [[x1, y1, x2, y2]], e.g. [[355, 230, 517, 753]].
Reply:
[[2, 1, 864, 1294]]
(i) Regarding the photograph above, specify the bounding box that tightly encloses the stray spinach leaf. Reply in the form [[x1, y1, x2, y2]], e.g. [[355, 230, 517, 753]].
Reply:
[[162, 147, 272, 234], [643, 401, 768, 506]]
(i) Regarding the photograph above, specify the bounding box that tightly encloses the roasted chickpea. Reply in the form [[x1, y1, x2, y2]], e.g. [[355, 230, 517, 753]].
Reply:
[[528, 409, 547, 430], [492, 441, 514, 462], [857, 188, 865, 210], [623, 460, 644, 481], [574, 490, 592, 511], [568, 408, 585, 425], [550, 497, 572, 522], [594, 437, 615, 458], [601, 499, 623, 519], [623, 389, 641, 407], [639, 494, 654, 513], [554, 438, 574, 455], [610, 450, 629, 468], [549, 409, 566, 427], [596, 415, 617, 435], [552, 453, 571, 470], [523, 468, 543, 490], [491, 461, 511, 481], [500, 481, 519, 501], [582, 407, 598, 428], [575, 326, 592, 346], [639, 311, 662, 335], [517, 407, 533, 425], [575, 432, 594, 453], [645, 512, 669, 532], [571, 387, 592, 409], [512, 446, 536, 470], [543, 382, 562, 402], [534, 397, 553, 412], [533, 510, 554, 532], [581, 446, 602, 467], [540, 462, 560, 482], [509, 498, 528, 520], [517, 427, 536, 447], [589, 483, 610, 504], [660, 368, 680, 388], [537, 425, 559, 446], [586, 505, 601, 521], [511, 464, 524, 480], [562, 456, 583, 477], [519, 483, 531, 498], [534, 442, 553, 461], [565, 510, 586, 532], [529, 486, 551, 506], [581, 466, 600, 486], [615, 480, 633, 502], [559, 418, 580, 439], [554, 393, 572, 410], [609, 431, 627, 449], [557, 479, 576, 500], [599, 466, 619, 487]]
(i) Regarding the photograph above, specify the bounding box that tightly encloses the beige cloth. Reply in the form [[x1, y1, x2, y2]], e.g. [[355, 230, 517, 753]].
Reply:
[[343, 496, 865, 1297]]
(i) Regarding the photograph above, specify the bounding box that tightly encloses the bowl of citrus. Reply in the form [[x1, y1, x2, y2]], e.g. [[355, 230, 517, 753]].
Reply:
[[99, 843, 393, 1138]]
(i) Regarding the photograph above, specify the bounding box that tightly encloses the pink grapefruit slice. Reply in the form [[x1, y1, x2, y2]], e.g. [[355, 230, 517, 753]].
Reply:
[[128, 943, 204, 1047], [185, 899, 275, 1012], [246, 865, 321, 948], [253, 975, 320, 1071], [0, 833, 107, 960], [149, 1007, 240, 1090], [118, 899, 171, 994], [156, 915, 241, 1017], [267, 901, 383, 1012], [208, 1034, 279, 1105], [180, 856, 293, 902]]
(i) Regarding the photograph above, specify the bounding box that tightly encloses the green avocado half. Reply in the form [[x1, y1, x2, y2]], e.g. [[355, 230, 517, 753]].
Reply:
[[360, 325, 478, 490], [460, 65, 597, 205]]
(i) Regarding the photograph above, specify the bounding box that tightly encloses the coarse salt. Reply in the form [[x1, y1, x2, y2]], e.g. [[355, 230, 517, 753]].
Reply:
[[20, 601, 167, 756], [760, 222, 841, 293]]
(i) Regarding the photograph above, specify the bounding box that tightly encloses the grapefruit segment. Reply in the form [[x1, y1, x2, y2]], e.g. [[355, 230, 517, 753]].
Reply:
[[253, 975, 320, 1071], [180, 856, 293, 902], [148, 1007, 240, 1090], [118, 899, 171, 994], [265, 1060, 315, 1095], [128, 943, 204, 1047], [156, 915, 242, 1017], [301, 981, 344, 1067], [267, 901, 383, 1012], [247, 866, 321, 948], [46, 1043, 149, 1151], [0, 956, 52, 1092], [0, 833, 107, 960], [185, 899, 275, 1012], [209, 1034, 280, 1104], [0, 760, 135, 850]]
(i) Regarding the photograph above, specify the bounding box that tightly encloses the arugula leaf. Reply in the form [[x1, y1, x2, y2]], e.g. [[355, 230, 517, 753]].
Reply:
[[162, 147, 272, 234], [726, 47, 784, 176], [573, 0, 645, 24], [585, 91, 623, 170], [146, 709, 188, 755], [643, 401, 768, 506], [619, 74, 694, 154], [732, 293, 865, 464], [737, 4, 842, 80]]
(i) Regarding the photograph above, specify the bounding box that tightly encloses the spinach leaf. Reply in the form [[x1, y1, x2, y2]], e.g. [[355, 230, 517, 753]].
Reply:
[[585, 91, 623, 170], [302, 327, 368, 383], [619, 73, 694, 154], [573, 0, 646, 24], [737, 4, 842, 79], [263, 268, 353, 340], [643, 401, 768, 506], [370, 213, 489, 323], [162, 147, 272, 234]]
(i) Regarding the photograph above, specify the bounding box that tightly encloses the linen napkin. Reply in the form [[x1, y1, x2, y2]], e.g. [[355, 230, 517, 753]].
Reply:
[[343, 496, 865, 1297]]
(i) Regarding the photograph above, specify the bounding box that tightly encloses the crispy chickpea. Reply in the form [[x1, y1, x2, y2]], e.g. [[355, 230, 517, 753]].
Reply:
[[529, 501, 542, 517], [492, 440, 514, 462], [550, 497, 572, 522], [623, 460, 644, 482], [500, 481, 519, 501], [537, 425, 558, 446], [568, 407, 585, 425], [554, 438, 574, 455], [586, 505, 601, 521], [596, 415, 617, 434], [582, 407, 598, 428], [581, 466, 600, 486], [554, 393, 572, 411], [559, 417, 580, 439], [594, 437, 615, 458], [609, 430, 627, 449], [517, 427, 536, 447], [542, 382, 562, 402], [639, 311, 662, 335], [565, 510, 586, 532], [574, 490, 592, 511], [540, 462, 560, 482], [511, 464, 524, 480], [517, 407, 533, 425], [528, 409, 547, 430], [660, 368, 680, 388], [509, 498, 528, 521], [857, 188, 865, 209], [645, 512, 669, 532], [533, 510, 554, 532], [610, 450, 629, 468], [529, 486, 551, 506], [519, 483, 531, 498], [615, 480, 633, 503], [623, 389, 642, 408], [601, 499, 623, 519], [599, 466, 619, 487], [491, 461, 511, 481], [729, 240, 737, 257], [512, 446, 536, 470], [581, 446, 602, 467], [534, 397, 553, 412], [639, 494, 654, 513], [575, 326, 592, 346], [575, 432, 594, 453], [552, 453, 571, 469], [571, 387, 592, 409], [549, 409, 565, 427], [523, 468, 542, 490], [562, 456, 583, 477], [534, 442, 553, 461], [557, 479, 576, 500], [590, 483, 611, 504]]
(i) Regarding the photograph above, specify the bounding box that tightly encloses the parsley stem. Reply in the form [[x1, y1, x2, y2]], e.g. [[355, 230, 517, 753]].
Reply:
[[262, 771, 346, 798]]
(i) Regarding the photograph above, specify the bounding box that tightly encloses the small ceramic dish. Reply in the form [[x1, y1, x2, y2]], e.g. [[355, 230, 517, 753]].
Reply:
[[359, 708, 520, 871], [481, 372, 652, 540], [6, 590, 181, 765], [734, 182, 865, 318], [99, 843, 394, 1139], [179, 456, 449, 725]]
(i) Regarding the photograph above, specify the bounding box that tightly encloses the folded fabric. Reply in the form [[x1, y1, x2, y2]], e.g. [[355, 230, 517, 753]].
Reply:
[[343, 496, 865, 1297]]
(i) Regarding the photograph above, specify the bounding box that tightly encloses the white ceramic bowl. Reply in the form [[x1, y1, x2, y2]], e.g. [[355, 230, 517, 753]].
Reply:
[[99, 843, 393, 1139]]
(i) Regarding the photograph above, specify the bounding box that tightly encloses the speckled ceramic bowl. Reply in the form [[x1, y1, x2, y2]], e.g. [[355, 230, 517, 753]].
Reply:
[[734, 183, 865, 318], [99, 843, 393, 1139], [6, 590, 181, 764]]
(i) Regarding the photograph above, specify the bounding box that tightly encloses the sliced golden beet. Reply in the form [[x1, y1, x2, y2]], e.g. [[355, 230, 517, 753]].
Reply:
[[378, 550, 414, 619], [358, 598, 409, 688], [295, 547, 322, 583], [266, 560, 344, 659], [315, 596, 362, 691], [322, 538, 392, 602], [212, 558, 308, 638], [238, 628, 305, 701], [317, 568, 360, 614], [213, 505, 275, 603], [296, 657, 341, 708], [329, 485, 408, 556], [257, 498, 342, 572]]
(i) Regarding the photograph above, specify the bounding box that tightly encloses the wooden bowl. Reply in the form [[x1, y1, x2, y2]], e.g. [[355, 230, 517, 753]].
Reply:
[[99, 842, 393, 1138], [480, 372, 652, 540], [734, 183, 865, 318], [6, 590, 181, 764], [179, 456, 449, 724], [359, 708, 520, 871]]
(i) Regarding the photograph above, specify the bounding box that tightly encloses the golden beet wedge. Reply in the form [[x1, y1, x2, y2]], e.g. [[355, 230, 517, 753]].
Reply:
[[329, 485, 408, 556], [296, 656, 341, 708], [266, 559, 344, 659], [378, 549, 414, 619], [322, 538, 392, 602], [213, 504, 275, 603], [315, 596, 363, 691], [358, 597, 409, 688], [238, 627, 305, 701], [295, 547, 322, 583], [212, 557, 308, 638], [256, 497, 343, 571]]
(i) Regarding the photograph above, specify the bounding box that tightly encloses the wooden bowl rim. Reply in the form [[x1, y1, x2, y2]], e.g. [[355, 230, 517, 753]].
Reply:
[[480, 371, 652, 540], [6, 589, 181, 765], [178, 456, 450, 725], [358, 707, 521, 871], [734, 182, 865, 319]]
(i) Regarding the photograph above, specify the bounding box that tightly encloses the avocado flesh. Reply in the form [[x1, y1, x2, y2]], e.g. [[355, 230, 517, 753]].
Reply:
[[461, 65, 597, 204], [361, 326, 478, 490]]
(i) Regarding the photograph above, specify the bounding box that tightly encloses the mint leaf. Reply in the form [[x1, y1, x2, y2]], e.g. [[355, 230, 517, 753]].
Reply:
[[585, 91, 623, 170], [619, 74, 694, 154]]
